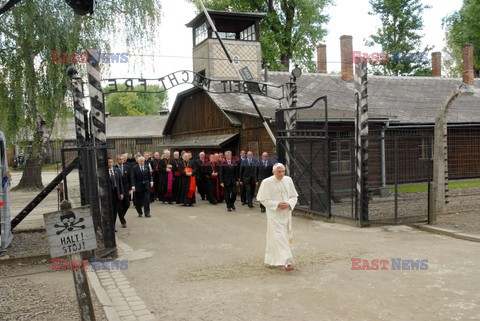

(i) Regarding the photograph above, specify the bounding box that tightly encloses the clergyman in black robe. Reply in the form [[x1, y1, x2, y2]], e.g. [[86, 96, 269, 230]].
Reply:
[[158, 149, 176, 204], [176, 152, 197, 206]]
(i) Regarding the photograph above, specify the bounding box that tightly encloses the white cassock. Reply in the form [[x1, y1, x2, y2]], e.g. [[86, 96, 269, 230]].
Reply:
[[256, 175, 298, 266]]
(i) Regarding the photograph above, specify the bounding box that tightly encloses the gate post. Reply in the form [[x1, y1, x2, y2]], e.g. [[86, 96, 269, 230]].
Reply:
[[284, 66, 301, 176], [86, 49, 116, 250], [355, 60, 369, 224], [68, 67, 89, 206]]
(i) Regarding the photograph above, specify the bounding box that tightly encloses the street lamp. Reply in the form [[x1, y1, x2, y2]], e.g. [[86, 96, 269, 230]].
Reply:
[[431, 83, 479, 224], [292, 64, 302, 79]]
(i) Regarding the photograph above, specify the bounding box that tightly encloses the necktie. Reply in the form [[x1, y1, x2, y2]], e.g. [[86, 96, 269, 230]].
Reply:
[[110, 169, 116, 188], [141, 166, 144, 171], [120, 165, 123, 173]]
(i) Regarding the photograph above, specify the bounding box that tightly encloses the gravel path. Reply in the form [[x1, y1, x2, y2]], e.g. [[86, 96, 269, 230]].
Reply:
[[0, 262, 107, 321], [3, 231, 50, 258]]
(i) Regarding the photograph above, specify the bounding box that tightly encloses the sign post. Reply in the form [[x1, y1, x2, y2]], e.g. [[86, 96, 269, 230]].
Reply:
[[44, 200, 97, 321]]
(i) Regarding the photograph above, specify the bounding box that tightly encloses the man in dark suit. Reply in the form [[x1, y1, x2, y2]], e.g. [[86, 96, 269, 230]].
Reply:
[[195, 151, 208, 201], [238, 150, 247, 205], [219, 150, 239, 212], [108, 157, 124, 232], [131, 156, 154, 217], [115, 155, 131, 228], [240, 150, 257, 208], [256, 152, 273, 213]]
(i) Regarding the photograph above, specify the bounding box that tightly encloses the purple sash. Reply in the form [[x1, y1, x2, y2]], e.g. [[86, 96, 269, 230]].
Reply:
[[166, 171, 173, 197]]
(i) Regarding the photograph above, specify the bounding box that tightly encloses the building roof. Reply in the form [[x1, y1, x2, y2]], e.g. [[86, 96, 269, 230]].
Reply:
[[158, 133, 238, 148], [51, 115, 168, 141], [186, 10, 266, 30], [206, 72, 480, 125], [207, 72, 390, 122], [164, 71, 480, 137], [367, 76, 480, 123]]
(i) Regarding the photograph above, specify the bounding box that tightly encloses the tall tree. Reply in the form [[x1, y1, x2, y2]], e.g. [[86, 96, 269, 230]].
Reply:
[[365, 0, 432, 76], [104, 85, 168, 116], [0, 0, 161, 190], [443, 0, 480, 78], [189, 0, 331, 72]]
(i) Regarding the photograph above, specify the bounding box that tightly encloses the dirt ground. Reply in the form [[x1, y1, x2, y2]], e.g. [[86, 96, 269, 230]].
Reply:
[[117, 200, 480, 321], [0, 262, 107, 321]]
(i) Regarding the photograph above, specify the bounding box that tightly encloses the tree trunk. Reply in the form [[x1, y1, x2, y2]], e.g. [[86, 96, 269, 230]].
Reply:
[[13, 153, 44, 191], [280, 53, 291, 71], [12, 121, 46, 191]]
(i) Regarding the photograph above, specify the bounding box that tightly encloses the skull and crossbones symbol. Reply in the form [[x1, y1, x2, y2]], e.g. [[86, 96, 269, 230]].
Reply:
[[54, 210, 85, 235]]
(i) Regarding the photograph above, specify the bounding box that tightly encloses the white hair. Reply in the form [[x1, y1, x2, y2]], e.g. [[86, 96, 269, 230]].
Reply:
[[273, 163, 285, 171]]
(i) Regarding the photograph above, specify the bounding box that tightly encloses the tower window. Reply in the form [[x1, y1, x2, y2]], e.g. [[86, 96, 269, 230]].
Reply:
[[212, 32, 236, 40], [195, 23, 208, 45], [240, 24, 256, 41]]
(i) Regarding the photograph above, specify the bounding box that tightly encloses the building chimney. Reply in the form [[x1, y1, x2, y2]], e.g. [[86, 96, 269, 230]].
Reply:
[[432, 52, 441, 77], [463, 44, 474, 85], [340, 35, 353, 82], [317, 44, 327, 73]]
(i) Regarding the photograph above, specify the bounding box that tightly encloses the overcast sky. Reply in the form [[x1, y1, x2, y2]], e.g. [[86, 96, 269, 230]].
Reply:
[[108, 0, 464, 109]]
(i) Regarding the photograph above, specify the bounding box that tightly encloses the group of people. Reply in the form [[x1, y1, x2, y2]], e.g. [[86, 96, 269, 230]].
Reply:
[[107, 149, 277, 228], [107, 149, 299, 272]]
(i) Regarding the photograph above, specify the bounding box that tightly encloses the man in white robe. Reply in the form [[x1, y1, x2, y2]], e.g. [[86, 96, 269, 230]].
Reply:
[[256, 163, 298, 271]]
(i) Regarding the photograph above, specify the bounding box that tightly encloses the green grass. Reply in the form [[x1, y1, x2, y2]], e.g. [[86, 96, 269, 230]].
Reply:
[[390, 180, 480, 193]]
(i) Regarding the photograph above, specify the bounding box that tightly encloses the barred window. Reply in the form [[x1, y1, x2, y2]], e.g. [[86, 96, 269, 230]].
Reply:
[[212, 32, 236, 40], [330, 139, 351, 173], [195, 23, 208, 45], [240, 25, 256, 41], [107, 139, 115, 150]]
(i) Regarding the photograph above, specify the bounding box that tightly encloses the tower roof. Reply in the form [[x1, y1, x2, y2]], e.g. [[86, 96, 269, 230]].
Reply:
[[186, 10, 266, 33]]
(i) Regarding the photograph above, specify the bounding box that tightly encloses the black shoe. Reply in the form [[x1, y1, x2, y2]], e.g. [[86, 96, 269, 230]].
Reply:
[[232, 205, 236, 210], [248, 204, 254, 208], [121, 224, 127, 228], [138, 213, 143, 217], [145, 214, 151, 217], [189, 204, 194, 207], [242, 202, 246, 206], [261, 208, 266, 213], [168, 201, 173, 205], [227, 208, 232, 212]]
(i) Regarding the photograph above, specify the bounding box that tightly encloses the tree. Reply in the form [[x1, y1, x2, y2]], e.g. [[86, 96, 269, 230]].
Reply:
[[104, 85, 168, 116], [365, 0, 432, 76], [443, 0, 480, 78], [0, 0, 161, 190], [189, 0, 332, 72]]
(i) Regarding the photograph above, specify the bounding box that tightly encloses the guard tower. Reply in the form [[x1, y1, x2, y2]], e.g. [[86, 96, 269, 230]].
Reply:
[[186, 10, 266, 81]]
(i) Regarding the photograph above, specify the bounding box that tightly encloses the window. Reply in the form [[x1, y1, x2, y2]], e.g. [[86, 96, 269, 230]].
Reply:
[[212, 32, 236, 40], [419, 137, 433, 160], [107, 139, 116, 149], [330, 139, 351, 173], [195, 23, 208, 45], [240, 24, 256, 41]]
